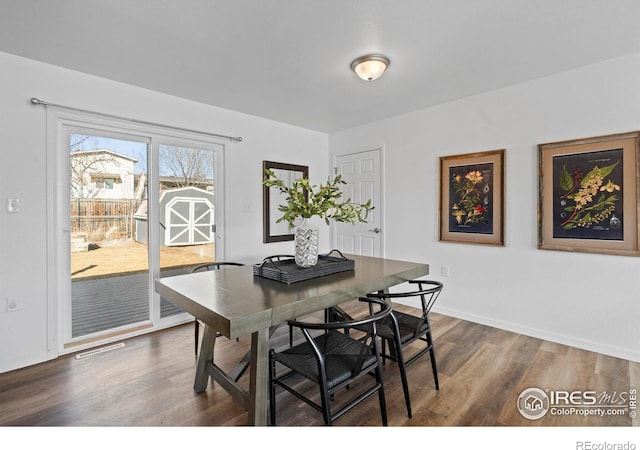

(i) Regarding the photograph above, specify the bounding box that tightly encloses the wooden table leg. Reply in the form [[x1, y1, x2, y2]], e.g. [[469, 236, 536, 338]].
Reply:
[[228, 324, 282, 382], [247, 327, 269, 426], [194, 325, 217, 393]]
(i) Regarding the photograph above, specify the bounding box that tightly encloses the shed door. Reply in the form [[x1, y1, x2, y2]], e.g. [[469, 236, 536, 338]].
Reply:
[[165, 197, 214, 246]]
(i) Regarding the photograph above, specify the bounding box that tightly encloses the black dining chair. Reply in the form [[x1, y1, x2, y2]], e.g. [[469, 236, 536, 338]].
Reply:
[[191, 262, 245, 355], [365, 280, 443, 418], [269, 296, 392, 426]]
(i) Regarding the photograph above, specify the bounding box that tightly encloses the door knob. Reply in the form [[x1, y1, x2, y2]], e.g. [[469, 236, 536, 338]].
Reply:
[[368, 228, 381, 234]]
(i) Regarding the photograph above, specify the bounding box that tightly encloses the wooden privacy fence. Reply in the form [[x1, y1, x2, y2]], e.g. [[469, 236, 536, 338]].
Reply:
[[70, 198, 141, 241]]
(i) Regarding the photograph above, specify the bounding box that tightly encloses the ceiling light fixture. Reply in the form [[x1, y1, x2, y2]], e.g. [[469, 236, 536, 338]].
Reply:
[[350, 54, 390, 81]]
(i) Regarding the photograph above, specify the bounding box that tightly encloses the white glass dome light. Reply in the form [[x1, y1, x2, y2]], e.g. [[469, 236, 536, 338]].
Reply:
[[350, 54, 390, 81]]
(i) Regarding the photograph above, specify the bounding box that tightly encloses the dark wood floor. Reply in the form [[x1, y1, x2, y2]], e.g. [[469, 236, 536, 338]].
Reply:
[[0, 303, 637, 428]]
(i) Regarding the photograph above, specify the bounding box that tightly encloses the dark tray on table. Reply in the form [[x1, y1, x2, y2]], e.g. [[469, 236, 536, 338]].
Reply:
[[253, 250, 354, 284]]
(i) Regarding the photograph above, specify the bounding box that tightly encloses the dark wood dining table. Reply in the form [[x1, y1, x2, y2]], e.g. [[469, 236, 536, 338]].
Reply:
[[154, 253, 429, 426]]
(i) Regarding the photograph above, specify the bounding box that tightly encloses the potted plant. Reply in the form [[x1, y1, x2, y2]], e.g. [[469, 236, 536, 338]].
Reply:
[[264, 168, 374, 267]]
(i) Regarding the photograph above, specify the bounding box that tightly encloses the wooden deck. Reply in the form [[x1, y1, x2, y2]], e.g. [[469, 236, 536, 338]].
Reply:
[[71, 268, 187, 337]]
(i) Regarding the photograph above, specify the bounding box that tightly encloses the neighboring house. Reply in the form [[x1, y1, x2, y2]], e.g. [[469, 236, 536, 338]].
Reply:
[[132, 174, 214, 195], [158, 175, 213, 192], [70, 150, 138, 199]]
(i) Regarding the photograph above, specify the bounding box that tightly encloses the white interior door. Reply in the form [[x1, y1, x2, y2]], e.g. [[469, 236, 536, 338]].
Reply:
[[333, 148, 382, 257]]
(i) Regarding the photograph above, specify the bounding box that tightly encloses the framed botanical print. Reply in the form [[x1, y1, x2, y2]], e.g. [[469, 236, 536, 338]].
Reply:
[[538, 131, 640, 256], [439, 149, 505, 246]]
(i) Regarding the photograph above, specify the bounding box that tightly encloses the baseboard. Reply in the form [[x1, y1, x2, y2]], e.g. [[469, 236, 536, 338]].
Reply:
[[402, 301, 640, 363]]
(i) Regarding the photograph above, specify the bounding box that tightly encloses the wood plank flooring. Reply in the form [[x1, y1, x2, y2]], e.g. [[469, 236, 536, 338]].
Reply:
[[0, 303, 638, 428]]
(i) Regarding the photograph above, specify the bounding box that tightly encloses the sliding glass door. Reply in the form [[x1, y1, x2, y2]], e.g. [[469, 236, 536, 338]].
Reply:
[[52, 116, 226, 353], [68, 132, 151, 342], [158, 143, 217, 318]]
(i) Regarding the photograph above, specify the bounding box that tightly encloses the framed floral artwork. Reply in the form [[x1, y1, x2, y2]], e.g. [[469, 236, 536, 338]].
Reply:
[[538, 131, 640, 256], [439, 149, 505, 246]]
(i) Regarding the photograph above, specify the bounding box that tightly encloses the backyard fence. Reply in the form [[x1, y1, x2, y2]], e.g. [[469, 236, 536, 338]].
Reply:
[[70, 198, 141, 241]]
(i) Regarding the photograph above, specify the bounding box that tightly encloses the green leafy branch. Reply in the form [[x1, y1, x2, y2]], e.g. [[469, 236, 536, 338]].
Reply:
[[264, 168, 374, 228]]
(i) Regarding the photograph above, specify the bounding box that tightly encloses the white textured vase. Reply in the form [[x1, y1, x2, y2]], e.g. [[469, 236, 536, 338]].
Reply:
[[294, 218, 319, 268]]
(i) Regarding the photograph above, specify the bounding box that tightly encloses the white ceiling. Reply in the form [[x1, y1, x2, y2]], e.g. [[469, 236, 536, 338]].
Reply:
[[1, 0, 639, 133]]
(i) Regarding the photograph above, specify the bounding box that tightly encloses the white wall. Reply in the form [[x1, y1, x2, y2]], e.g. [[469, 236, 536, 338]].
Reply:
[[330, 52, 640, 362], [0, 51, 329, 373]]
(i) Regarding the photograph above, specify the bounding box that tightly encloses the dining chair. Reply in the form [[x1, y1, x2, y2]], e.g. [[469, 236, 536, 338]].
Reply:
[[269, 296, 392, 426], [364, 280, 443, 418], [191, 261, 245, 355]]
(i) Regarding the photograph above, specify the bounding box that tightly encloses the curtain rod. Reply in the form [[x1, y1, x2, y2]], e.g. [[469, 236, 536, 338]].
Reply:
[[30, 97, 243, 142]]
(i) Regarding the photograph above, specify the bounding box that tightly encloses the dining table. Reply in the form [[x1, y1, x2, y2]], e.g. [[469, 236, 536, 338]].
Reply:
[[154, 253, 429, 426]]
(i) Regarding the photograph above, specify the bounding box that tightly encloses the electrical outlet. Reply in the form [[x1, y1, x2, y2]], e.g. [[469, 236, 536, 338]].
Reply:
[[6, 297, 19, 312], [441, 265, 450, 277]]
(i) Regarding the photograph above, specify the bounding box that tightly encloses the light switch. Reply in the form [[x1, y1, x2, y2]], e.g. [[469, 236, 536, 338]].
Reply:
[[6, 198, 19, 213]]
